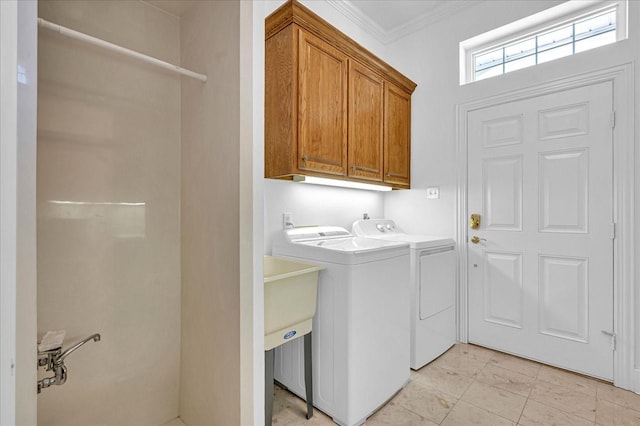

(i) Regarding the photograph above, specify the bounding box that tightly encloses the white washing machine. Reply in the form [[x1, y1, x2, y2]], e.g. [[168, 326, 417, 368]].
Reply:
[[272, 226, 410, 426], [352, 219, 456, 370]]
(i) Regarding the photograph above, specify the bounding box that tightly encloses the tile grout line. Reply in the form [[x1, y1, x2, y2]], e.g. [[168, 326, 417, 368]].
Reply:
[[475, 352, 529, 425], [438, 349, 504, 425], [534, 367, 604, 424], [515, 363, 541, 425], [434, 364, 480, 425], [531, 370, 602, 424], [596, 383, 640, 414]]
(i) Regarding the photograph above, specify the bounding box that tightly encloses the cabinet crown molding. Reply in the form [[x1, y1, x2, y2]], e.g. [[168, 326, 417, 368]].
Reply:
[[266, 0, 417, 95]]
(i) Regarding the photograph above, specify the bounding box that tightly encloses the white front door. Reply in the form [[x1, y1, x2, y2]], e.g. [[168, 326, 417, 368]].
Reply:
[[467, 81, 614, 380]]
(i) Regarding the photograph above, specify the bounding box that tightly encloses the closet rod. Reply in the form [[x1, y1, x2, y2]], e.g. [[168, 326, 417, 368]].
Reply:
[[38, 18, 207, 82]]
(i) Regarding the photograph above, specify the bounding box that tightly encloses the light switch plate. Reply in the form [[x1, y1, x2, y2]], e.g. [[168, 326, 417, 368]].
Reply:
[[426, 187, 440, 199]]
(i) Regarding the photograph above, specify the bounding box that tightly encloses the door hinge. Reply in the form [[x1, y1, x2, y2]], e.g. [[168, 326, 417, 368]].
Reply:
[[611, 222, 616, 239], [611, 111, 616, 129], [601, 330, 617, 351]]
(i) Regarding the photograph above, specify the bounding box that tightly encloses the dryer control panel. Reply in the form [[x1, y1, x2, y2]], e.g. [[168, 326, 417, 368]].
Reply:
[[354, 219, 400, 235]]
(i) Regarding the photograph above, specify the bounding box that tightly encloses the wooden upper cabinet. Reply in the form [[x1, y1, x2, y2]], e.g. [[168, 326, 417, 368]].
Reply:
[[298, 31, 348, 176], [265, 0, 416, 189], [348, 61, 384, 182], [384, 82, 411, 187]]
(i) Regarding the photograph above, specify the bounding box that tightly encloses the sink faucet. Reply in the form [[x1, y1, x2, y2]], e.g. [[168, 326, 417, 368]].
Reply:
[[37, 333, 101, 393], [58, 333, 100, 364]]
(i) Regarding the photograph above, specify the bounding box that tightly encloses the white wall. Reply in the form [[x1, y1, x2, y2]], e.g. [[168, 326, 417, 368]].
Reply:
[[299, 0, 387, 59], [383, 1, 574, 236], [264, 180, 384, 252], [382, 0, 640, 390], [240, 0, 263, 423], [180, 1, 245, 424]]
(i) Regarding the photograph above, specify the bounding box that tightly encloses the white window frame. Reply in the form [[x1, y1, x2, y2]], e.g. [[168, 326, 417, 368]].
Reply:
[[460, 0, 628, 85]]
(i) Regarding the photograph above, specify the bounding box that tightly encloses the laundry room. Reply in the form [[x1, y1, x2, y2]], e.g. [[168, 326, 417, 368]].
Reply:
[[262, 0, 640, 424], [2, 0, 640, 425]]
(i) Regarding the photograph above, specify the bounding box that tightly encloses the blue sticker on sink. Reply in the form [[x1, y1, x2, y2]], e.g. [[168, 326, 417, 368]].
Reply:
[[284, 330, 296, 339]]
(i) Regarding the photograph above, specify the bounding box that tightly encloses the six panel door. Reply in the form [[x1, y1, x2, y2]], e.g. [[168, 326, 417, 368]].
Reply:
[[467, 81, 614, 380]]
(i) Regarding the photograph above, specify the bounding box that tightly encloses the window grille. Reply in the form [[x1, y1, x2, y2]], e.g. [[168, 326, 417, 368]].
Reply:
[[466, 5, 622, 83]]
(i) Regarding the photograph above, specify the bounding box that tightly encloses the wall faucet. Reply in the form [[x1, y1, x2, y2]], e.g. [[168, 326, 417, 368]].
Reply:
[[57, 333, 100, 365], [37, 333, 101, 393]]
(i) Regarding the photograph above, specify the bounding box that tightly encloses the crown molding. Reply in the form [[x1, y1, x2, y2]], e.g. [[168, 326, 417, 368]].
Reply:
[[326, 0, 482, 45], [386, 1, 476, 44], [325, 0, 388, 41]]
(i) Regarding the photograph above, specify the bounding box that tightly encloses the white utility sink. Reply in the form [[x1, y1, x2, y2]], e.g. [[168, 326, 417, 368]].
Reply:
[[264, 255, 324, 350]]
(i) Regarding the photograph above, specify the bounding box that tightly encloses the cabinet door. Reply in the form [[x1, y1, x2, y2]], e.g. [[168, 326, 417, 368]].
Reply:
[[298, 30, 348, 176], [348, 61, 384, 182], [384, 82, 411, 187]]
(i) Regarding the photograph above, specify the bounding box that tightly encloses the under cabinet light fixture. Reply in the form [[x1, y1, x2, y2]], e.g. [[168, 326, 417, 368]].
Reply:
[[293, 175, 393, 192]]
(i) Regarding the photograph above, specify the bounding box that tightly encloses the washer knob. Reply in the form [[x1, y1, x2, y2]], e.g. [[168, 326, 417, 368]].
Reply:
[[376, 224, 385, 232]]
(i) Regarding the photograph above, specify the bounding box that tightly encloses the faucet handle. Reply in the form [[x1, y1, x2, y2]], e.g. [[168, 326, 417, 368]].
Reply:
[[37, 348, 61, 370]]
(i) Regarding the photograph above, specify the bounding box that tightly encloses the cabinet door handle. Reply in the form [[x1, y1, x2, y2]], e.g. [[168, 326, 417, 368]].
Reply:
[[386, 172, 406, 178], [352, 165, 378, 173], [301, 155, 308, 162]]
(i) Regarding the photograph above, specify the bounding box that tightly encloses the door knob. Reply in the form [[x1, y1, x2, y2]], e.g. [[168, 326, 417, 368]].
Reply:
[[471, 236, 487, 244]]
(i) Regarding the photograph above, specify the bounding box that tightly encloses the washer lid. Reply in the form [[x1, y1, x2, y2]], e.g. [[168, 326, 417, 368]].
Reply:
[[352, 219, 455, 249], [274, 225, 409, 264], [298, 236, 408, 253]]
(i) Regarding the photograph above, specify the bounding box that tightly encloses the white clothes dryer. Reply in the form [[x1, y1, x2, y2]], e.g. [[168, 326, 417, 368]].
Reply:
[[272, 226, 410, 426], [352, 219, 456, 370]]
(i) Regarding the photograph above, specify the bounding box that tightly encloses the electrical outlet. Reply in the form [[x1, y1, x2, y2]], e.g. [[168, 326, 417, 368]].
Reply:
[[283, 212, 293, 229], [426, 187, 440, 199]]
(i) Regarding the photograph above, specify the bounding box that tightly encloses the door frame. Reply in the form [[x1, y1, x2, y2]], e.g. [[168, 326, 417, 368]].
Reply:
[[0, 1, 19, 424], [456, 64, 636, 391]]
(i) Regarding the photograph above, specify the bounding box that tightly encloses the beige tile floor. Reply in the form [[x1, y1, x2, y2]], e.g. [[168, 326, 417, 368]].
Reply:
[[272, 343, 640, 426]]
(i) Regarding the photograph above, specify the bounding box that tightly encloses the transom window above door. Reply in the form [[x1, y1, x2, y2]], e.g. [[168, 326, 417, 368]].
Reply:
[[460, 1, 627, 84]]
